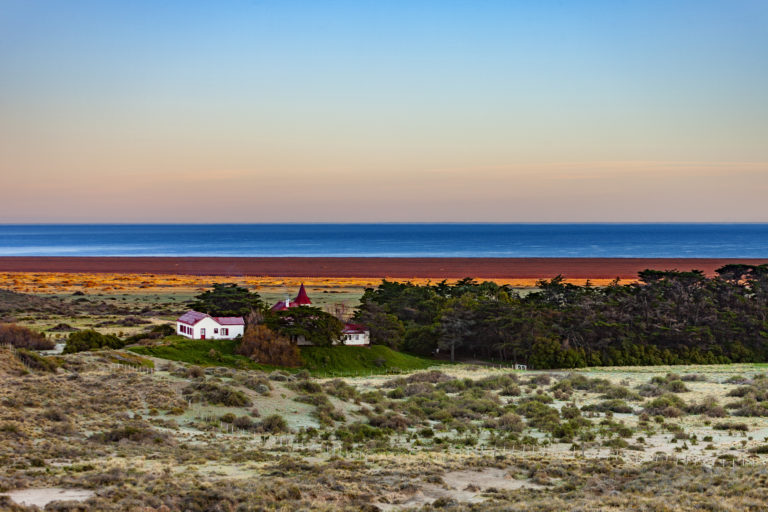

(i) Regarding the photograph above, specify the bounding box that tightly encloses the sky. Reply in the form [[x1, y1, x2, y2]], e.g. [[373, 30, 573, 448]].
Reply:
[[1, 0, 767, 223]]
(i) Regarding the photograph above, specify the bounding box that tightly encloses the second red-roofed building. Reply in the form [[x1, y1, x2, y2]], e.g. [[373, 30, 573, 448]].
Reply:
[[270, 284, 370, 346]]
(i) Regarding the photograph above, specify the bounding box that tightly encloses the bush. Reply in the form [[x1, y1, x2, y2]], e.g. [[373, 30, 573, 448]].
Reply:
[[713, 421, 749, 432], [0, 323, 54, 350], [64, 329, 124, 354], [259, 414, 289, 433], [685, 396, 727, 417], [489, 413, 525, 432], [291, 380, 323, 394], [236, 325, 301, 367], [324, 379, 359, 401], [233, 416, 255, 430], [183, 381, 252, 407], [14, 348, 58, 372], [93, 423, 170, 444], [643, 394, 686, 417], [582, 399, 633, 414]]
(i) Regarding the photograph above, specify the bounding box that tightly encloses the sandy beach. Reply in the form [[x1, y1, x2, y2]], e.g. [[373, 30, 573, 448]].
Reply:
[[0, 256, 764, 279]]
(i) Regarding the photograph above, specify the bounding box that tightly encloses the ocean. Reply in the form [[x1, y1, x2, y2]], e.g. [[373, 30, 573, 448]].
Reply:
[[0, 224, 767, 258]]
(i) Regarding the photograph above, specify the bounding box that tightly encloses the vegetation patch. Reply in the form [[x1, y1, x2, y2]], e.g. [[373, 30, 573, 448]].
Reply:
[[129, 336, 272, 370], [300, 345, 440, 376]]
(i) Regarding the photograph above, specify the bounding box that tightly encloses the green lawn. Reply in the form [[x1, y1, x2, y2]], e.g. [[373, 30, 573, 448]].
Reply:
[[128, 336, 442, 376], [128, 336, 274, 371], [300, 345, 443, 377]]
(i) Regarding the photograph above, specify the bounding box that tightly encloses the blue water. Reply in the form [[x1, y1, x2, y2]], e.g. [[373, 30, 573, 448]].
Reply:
[[0, 224, 767, 258]]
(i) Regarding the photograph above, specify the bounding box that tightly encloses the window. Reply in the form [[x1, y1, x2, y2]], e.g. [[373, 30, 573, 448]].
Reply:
[[222, 328, 229, 336], [214, 328, 218, 334]]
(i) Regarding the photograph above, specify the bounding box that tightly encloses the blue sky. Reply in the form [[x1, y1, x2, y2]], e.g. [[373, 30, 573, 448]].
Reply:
[[1, 1, 767, 222]]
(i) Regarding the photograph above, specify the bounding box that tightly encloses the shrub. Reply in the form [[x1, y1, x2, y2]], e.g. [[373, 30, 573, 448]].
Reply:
[[93, 423, 171, 444], [665, 380, 689, 393], [369, 413, 411, 431], [732, 398, 768, 417], [236, 325, 301, 367], [233, 416, 255, 430], [324, 379, 359, 401], [582, 399, 633, 414], [685, 396, 727, 417], [643, 394, 686, 417], [290, 380, 323, 394], [14, 348, 58, 372], [42, 408, 67, 422], [220, 413, 237, 423], [0, 323, 54, 350], [63, 329, 124, 354], [259, 414, 289, 433], [187, 366, 205, 378], [713, 421, 749, 432], [490, 413, 525, 432], [183, 381, 252, 407]]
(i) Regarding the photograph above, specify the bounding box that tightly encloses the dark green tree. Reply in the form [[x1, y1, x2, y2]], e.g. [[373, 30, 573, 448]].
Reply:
[[190, 283, 264, 318], [354, 302, 405, 349], [266, 306, 344, 347]]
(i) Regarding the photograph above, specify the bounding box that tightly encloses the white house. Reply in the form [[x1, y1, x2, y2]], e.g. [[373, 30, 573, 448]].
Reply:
[[176, 310, 245, 340], [340, 324, 370, 346], [271, 284, 370, 346]]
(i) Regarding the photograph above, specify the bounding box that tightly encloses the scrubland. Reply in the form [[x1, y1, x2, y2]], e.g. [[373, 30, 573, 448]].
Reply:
[[2, 345, 768, 511], [3, 281, 768, 511]]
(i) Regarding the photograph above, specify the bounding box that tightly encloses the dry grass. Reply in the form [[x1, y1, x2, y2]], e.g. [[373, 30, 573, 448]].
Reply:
[[0, 271, 625, 294], [2, 345, 768, 510]]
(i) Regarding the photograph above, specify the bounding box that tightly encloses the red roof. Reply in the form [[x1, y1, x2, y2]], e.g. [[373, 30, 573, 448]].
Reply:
[[270, 299, 297, 311], [178, 310, 209, 326], [213, 316, 245, 326], [271, 285, 312, 311], [294, 284, 312, 305], [343, 323, 368, 334], [178, 310, 244, 326]]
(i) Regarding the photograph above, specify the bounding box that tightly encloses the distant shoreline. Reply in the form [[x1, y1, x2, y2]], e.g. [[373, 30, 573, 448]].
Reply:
[[0, 257, 765, 279]]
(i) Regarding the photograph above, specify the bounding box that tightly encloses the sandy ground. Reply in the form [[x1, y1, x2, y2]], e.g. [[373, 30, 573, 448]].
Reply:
[[1, 487, 95, 507], [378, 467, 544, 510], [1, 256, 765, 279]]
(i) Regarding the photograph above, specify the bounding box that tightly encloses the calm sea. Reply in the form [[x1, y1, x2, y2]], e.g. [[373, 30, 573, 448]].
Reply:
[[0, 224, 767, 258]]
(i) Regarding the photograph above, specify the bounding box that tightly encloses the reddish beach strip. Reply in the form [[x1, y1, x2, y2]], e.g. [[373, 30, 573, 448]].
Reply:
[[0, 257, 765, 279]]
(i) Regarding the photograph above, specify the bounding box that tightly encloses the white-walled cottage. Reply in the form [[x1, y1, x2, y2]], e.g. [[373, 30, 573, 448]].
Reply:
[[176, 310, 245, 340], [341, 324, 370, 346]]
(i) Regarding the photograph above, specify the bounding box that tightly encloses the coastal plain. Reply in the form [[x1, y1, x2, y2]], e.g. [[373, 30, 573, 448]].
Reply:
[[2, 260, 768, 510]]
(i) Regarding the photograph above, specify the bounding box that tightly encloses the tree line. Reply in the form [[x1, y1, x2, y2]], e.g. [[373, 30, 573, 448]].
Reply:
[[353, 264, 768, 368]]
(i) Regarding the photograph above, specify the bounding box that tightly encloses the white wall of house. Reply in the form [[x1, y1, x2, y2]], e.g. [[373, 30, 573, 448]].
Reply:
[[176, 317, 244, 340], [339, 331, 370, 346]]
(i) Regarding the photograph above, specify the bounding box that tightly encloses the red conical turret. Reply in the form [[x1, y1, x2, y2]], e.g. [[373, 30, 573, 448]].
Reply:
[[294, 284, 312, 306]]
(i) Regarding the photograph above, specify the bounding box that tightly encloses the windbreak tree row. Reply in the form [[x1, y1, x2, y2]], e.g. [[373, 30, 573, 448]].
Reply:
[[354, 265, 768, 368]]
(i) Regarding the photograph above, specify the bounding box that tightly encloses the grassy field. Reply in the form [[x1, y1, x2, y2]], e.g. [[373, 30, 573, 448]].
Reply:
[[128, 336, 441, 376], [128, 336, 275, 371], [300, 345, 442, 376]]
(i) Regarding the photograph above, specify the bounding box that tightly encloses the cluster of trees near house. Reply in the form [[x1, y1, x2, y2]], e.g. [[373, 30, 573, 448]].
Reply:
[[354, 264, 768, 369], [192, 283, 345, 367]]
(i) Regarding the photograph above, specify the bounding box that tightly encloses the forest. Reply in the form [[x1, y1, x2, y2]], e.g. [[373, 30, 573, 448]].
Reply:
[[354, 264, 768, 369]]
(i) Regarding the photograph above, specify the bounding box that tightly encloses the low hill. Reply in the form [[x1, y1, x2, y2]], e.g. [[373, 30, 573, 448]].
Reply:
[[300, 345, 440, 377], [128, 337, 440, 376], [0, 346, 27, 376]]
